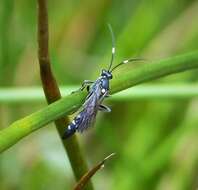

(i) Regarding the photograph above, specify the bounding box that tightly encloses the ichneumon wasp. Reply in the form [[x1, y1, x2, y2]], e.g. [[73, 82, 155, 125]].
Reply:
[[63, 24, 142, 139]]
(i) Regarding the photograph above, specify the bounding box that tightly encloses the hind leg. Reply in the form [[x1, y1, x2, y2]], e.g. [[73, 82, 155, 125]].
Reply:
[[99, 104, 111, 112]]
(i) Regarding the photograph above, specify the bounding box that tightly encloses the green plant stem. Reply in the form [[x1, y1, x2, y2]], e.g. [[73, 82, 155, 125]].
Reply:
[[37, 1, 93, 189], [0, 92, 85, 152], [0, 51, 198, 153], [111, 51, 198, 93], [0, 84, 198, 103]]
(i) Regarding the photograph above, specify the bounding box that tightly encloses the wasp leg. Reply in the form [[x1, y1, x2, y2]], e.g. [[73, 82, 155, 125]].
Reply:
[[105, 94, 111, 98], [86, 85, 90, 92], [71, 80, 94, 94], [80, 80, 94, 91], [99, 104, 111, 112]]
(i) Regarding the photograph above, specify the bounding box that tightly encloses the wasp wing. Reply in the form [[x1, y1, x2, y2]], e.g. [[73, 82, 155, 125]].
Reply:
[[76, 90, 99, 133]]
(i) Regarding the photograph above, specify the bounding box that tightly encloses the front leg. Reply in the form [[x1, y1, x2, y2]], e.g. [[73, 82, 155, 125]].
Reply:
[[72, 80, 94, 94], [80, 80, 94, 91]]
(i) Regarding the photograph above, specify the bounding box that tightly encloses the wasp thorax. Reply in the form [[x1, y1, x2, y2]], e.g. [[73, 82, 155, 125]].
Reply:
[[100, 76, 110, 91], [101, 69, 113, 79]]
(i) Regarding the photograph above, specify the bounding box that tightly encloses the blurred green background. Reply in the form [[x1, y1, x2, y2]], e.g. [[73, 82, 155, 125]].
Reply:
[[0, 0, 198, 189]]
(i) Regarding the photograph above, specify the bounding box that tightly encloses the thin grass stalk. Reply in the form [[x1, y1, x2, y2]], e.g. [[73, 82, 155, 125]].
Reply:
[[37, 1, 93, 189]]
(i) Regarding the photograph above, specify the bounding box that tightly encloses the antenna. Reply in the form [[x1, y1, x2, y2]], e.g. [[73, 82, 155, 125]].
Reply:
[[107, 24, 116, 71], [110, 58, 145, 72]]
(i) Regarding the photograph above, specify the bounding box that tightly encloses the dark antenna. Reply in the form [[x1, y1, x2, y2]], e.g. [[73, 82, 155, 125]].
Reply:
[[110, 58, 145, 73], [107, 24, 116, 71]]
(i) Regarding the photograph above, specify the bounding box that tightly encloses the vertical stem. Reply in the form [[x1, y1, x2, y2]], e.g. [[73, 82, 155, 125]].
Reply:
[[37, 0, 93, 189]]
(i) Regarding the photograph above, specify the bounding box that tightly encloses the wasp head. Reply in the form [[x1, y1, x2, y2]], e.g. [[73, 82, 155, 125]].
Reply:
[[101, 69, 113, 79]]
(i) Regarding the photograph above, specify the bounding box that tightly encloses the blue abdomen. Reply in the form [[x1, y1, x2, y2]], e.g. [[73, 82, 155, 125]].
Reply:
[[62, 114, 82, 139]]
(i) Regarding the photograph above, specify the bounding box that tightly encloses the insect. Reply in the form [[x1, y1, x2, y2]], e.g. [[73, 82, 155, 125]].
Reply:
[[63, 25, 142, 139]]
